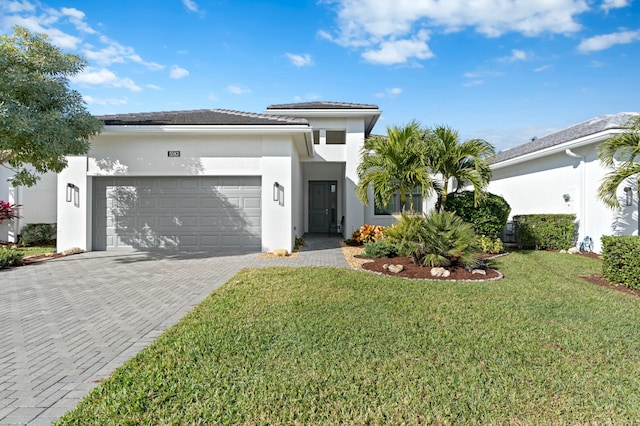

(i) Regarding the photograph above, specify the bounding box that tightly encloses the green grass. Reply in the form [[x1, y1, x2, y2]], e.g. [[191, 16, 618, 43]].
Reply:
[[57, 251, 640, 425], [15, 245, 56, 256]]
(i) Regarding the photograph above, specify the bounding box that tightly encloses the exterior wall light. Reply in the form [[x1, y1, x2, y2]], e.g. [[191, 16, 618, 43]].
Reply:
[[66, 183, 75, 203], [563, 194, 571, 202], [624, 186, 633, 207], [273, 182, 280, 201], [66, 183, 80, 207]]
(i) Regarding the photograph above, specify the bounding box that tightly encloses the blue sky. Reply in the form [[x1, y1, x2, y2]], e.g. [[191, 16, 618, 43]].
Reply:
[[1, 0, 638, 150]]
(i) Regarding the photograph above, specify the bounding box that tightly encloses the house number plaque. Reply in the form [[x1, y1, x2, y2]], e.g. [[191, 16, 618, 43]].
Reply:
[[167, 150, 181, 157]]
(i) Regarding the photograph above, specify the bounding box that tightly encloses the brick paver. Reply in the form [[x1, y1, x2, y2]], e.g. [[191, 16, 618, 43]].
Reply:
[[0, 235, 346, 425]]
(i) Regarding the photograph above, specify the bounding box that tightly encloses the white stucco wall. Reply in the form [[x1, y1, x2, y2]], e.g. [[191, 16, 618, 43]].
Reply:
[[59, 130, 304, 253], [0, 169, 57, 242], [489, 142, 637, 253]]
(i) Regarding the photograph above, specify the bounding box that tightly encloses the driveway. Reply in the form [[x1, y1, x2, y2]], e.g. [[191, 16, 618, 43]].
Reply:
[[0, 236, 346, 425]]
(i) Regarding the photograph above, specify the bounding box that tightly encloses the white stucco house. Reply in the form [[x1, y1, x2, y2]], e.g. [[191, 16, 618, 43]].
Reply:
[[488, 112, 639, 253], [54, 101, 389, 253]]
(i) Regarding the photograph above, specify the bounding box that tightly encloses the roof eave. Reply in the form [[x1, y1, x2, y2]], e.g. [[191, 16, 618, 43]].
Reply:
[[98, 124, 312, 135], [491, 129, 625, 170]]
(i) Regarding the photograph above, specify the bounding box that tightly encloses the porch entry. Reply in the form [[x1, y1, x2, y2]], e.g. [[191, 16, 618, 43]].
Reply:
[[309, 181, 338, 233]]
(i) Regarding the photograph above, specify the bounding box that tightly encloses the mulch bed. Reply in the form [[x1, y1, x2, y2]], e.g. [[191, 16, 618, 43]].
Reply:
[[580, 274, 640, 298], [361, 256, 502, 281]]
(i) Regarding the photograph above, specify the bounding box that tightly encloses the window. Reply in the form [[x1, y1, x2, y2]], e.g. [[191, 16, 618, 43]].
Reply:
[[374, 188, 423, 215], [326, 130, 346, 144], [313, 130, 319, 145]]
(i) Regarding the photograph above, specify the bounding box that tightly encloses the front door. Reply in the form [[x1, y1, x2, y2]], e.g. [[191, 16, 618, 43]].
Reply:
[[309, 181, 337, 233]]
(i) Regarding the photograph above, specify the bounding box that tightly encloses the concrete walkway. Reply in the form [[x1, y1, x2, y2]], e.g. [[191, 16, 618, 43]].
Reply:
[[0, 235, 346, 425]]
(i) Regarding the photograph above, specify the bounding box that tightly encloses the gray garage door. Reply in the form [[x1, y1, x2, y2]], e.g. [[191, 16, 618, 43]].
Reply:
[[93, 176, 261, 251]]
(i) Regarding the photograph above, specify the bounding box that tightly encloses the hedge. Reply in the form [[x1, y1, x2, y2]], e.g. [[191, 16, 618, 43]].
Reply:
[[19, 223, 57, 246], [513, 214, 577, 250], [439, 191, 511, 238], [601, 236, 640, 289]]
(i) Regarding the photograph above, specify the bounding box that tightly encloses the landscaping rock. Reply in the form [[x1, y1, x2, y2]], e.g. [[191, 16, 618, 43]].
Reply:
[[272, 248, 289, 257], [62, 247, 84, 256], [568, 247, 580, 254], [387, 264, 404, 273], [472, 269, 487, 275], [559, 249, 567, 253], [430, 267, 450, 277]]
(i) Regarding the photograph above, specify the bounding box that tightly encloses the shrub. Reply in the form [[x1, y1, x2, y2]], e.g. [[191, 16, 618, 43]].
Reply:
[[478, 235, 505, 254], [513, 214, 576, 250], [0, 248, 23, 269], [19, 223, 57, 246], [438, 191, 511, 238], [387, 212, 480, 268], [601, 236, 640, 289], [348, 224, 386, 245], [363, 239, 399, 258]]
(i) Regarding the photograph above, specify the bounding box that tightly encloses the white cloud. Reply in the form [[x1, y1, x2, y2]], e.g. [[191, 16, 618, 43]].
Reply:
[[578, 30, 640, 53], [601, 0, 629, 11], [321, 0, 590, 64], [362, 29, 432, 65], [146, 84, 162, 90], [227, 84, 251, 95], [60, 7, 96, 34], [170, 65, 190, 79], [83, 95, 128, 106], [374, 87, 403, 97], [534, 64, 553, 72], [70, 67, 142, 91], [285, 53, 313, 67], [183, 0, 200, 13], [500, 49, 527, 62]]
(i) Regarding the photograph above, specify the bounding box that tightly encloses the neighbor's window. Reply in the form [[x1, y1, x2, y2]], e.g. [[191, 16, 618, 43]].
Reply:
[[326, 130, 346, 144], [374, 188, 423, 215], [313, 130, 319, 145]]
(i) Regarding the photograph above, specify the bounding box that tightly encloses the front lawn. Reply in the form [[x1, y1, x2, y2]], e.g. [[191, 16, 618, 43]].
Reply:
[[57, 251, 640, 424]]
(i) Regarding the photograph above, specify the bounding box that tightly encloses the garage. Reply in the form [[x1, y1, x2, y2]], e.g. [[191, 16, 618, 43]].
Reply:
[[92, 176, 261, 251]]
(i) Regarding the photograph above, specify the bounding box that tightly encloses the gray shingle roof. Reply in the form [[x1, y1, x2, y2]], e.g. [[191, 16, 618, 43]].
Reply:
[[97, 109, 309, 126], [491, 112, 638, 164], [266, 101, 379, 110]]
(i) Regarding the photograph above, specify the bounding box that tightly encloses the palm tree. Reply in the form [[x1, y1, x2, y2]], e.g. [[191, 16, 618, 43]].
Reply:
[[424, 126, 495, 213], [597, 115, 640, 208], [356, 121, 436, 213]]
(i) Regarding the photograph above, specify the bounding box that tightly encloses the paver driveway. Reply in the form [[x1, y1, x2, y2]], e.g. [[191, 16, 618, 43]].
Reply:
[[0, 236, 346, 425]]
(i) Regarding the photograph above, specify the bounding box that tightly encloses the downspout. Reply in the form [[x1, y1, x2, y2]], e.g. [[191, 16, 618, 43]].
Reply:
[[565, 149, 585, 245]]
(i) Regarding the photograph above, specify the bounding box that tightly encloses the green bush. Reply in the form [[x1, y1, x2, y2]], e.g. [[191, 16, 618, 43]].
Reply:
[[478, 235, 505, 254], [363, 239, 398, 258], [513, 214, 576, 250], [438, 191, 511, 238], [19, 223, 56, 246], [387, 212, 480, 268], [601, 236, 640, 289], [0, 248, 23, 268]]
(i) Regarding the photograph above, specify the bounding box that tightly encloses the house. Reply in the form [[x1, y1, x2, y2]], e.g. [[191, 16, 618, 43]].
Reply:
[[488, 112, 639, 253], [55, 101, 385, 253], [0, 169, 57, 243]]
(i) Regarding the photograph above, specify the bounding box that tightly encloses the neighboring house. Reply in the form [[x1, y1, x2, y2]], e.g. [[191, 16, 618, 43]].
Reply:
[[56, 101, 385, 253], [0, 168, 57, 243], [488, 112, 639, 253]]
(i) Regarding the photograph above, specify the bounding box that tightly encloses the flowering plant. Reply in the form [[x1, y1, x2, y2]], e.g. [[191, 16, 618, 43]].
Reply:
[[0, 201, 20, 224]]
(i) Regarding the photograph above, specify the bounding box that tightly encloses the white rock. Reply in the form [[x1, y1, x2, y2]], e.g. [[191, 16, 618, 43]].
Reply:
[[472, 269, 487, 275], [388, 264, 404, 273], [568, 247, 580, 254], [62, 247, 84, 256], [272, 248, 289, 257], [430, 267, 450, 277]]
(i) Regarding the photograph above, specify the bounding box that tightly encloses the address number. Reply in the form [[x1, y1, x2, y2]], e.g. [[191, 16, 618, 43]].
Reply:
[[167, 150, 181, 157]]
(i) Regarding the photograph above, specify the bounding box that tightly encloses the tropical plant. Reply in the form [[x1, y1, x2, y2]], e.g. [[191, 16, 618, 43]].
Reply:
[[0, 26, 103, 187], [597, 115, 640, 208], [387, 211, 480, 268], [0, 201, 20, 223], [423, 126, 495, 213], [356, 121, 436, 213], [363, 239, 399, 258]]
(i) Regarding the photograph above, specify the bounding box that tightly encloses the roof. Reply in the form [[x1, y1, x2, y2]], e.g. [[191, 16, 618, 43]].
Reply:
[[491, 112, 638, 164], [266, 101, 379, 110], [97, 109, 309, 126]]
